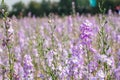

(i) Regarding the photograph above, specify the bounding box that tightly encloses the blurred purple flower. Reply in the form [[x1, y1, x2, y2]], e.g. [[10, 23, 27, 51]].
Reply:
[[18, 29, 27, 48], [79, 20, 93, 46], [88, 60, 98, 73], [114, 67, 120, 80], [14, 62, 24, 80], [23, 54, 34, 80], [96, 69, 105, 80], [67, 43, 84, 79], [2, 18, 14, 47], [67, 16, 73, 33]]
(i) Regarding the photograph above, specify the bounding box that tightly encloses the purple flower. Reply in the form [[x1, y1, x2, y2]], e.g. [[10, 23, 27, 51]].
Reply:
[[45, 50, 54, 67], [90, 76, 98, 80], [23, 54, 34, 80], [96, 69, 105, 80], [88, 60, 98, 73], [32, 49, 38, 57], [39, 74, 44, 79], [14, 62, 24, 80], [2, 18, 14, 47], [67, 43, 84, 79], [18, 29, 26, 48], [114, 67, 120, 80], [67, 16, 73, 33], [79, 20, 93, 46]]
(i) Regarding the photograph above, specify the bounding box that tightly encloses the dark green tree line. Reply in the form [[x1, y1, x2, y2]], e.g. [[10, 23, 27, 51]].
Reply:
[[4, 0, 120, 17]]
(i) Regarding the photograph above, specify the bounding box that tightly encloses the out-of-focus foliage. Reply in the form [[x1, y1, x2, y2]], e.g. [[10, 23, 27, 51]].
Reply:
[[0, 3, 8, 18], [6, 0, 120, 17], [58, 0, 72, 15], [9, 1, 26, 17], [26, 1, 41, 16], [0, 3, 8, 11]]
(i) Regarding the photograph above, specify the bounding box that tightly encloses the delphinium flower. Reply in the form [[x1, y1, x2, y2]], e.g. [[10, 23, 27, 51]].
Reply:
[[88, 60, 98, 73], [55, 24, 64, 36], [44, 50, 60, 79], [13, 62, 24, 80], [56, 48, 69, 80], [0, 57, 9, 80], [117, 49, 120, 66], [95, 55, 112, 80], [0, 58, 4, 80], [14, 46, 22, 60], [97, 13, 117, 79], [45, 50, 54, 68], [39, 74, 45, 79], [1, 8, 15, 80], [18, 29, 26, 49], [2, 18, 14, 47], [113, 49, 120, 80], [23, 54, 34, 80], [96, 69, 106, 80], [67, 16, 73, 33], [114, 67, 120, 80], [66, 20, 95, 80], [44, 41, 67, 79], [13, 46, 24, 80], [32, 48, 38, 57], [79, 20, 93, 47], [93, 49, 115, 80], [112, 31, 118, 43], [89, 76, 97, 80], [67, 43, 84, 80], [97, 54, 114, 66], [79, 20, 97, 79], [117, 35, 120, 44]]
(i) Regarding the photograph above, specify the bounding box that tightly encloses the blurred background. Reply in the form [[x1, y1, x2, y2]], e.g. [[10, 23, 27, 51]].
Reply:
[[0, 0, 120, 17]]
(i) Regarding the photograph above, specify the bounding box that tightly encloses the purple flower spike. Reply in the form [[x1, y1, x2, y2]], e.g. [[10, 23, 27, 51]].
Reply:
[[79, 20, 93, 46], [23, 54, 34, 80]]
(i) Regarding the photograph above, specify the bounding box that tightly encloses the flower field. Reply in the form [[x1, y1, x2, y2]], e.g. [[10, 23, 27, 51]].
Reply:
[[0, 13, 120, 80]]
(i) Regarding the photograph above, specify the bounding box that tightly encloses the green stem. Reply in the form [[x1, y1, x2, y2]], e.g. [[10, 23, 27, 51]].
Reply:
[[7, 44, 14, 80]]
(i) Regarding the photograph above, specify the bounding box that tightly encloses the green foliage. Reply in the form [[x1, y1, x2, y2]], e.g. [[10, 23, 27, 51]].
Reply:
[[26, 1, 41, 16], [9, 1, 26, 17], [58, 0, 72, 15], [40, 0, 51, 16], [6, 0, 120, 17], [0, 3, 8, 11], [0, 1, 8, 18]]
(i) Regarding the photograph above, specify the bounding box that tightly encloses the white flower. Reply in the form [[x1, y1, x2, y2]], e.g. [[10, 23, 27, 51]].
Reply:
[[99, 54, 107, 62], [106, 58, 113, 66], [8, 27, 14, 34], [84, 20, 93, 27], [97, 69, 105, 79], [58, 65, 62, 71], [0, 48, 3, 53], [72, 57, 78, 63]]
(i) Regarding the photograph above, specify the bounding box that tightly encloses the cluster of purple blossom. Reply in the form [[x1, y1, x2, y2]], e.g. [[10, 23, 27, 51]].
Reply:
[[0, 13, 120, 80]]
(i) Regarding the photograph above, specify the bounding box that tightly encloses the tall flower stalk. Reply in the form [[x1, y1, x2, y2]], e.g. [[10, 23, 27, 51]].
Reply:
[[79, 20, 94, 79], [1, 3, 14, 80], [23, 54, 34, 80], [97, 0, 113, 79]]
